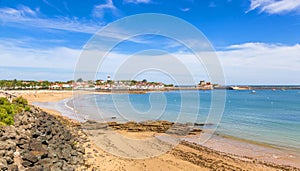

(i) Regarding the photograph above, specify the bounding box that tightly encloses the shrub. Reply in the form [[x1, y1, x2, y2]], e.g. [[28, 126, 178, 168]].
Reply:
[[0, 105, 13, 115], [0, 97, 10, 105], [2, 115, 14, 125], [0, 108, 8, 120], [24, 106, 31, 112], [12, 96, 28, 106], [0, 96, 29, 126]]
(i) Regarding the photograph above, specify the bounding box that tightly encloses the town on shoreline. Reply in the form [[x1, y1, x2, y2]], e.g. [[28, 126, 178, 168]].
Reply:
[[1, 79, 300, 92]]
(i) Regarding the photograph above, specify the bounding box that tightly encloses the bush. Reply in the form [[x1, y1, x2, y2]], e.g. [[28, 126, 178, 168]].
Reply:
[[0, 105, 13, 115], [24, 106, 31, 112], [0, 108, 8, 119], [0, 108, 14, 125], [2, 115, 14, 125], [12, 96, 28, 106], [0, 97, 10, 105], [0, 96, 29, 126]]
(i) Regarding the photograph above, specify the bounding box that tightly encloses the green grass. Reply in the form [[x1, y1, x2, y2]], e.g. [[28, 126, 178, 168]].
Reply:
[[0, 96, 30, 126]]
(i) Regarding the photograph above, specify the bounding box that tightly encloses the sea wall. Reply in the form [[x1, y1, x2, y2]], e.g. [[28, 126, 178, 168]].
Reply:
[[0, 107, 88, 171]]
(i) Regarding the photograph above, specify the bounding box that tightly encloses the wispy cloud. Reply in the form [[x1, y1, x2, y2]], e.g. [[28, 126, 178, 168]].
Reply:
[[0, 6, 102, 34], [0, 39, 80, 69], [180, 8, 190, 12], [247, 0, 300, 14], [123, 0, 152, 4], [0, 5, 38, 17], [42, 0, 64, 14]]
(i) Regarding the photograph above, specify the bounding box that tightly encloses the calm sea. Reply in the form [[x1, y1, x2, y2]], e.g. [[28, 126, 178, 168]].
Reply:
[[36, 90, 300, 153]]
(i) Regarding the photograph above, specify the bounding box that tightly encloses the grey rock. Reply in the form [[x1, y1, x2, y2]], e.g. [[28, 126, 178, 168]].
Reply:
[[0, 150, 6, 157], [22, 152, 38, 163], [36, 158, 52, 166], [50, 161, 63, 170], [3, 156, 14, 164], [26, 165, 43, 171], [22, 161, 32, 167], [7, 164, 18, 171], [0, 158, 8, 171]]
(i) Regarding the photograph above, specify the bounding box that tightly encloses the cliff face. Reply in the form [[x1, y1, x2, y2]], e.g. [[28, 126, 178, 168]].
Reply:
[[0, 107, 87, 171]]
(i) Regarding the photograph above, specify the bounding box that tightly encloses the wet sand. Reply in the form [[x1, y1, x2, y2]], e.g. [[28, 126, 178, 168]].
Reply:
[[6, 90, 300, 170], [185, 134, 300, 168]]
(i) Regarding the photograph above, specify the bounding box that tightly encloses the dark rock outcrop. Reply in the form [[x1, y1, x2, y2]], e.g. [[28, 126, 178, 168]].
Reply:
[[81, 120, 202, 136], [0, 107, 87, 171]]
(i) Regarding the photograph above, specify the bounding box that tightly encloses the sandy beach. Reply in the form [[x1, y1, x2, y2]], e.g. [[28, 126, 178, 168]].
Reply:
[[4, 90, 300, 170]]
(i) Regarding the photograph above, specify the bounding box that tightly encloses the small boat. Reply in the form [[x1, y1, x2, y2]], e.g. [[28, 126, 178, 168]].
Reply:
[[250, 90, 256, 94], [230, 86, 249, 90]]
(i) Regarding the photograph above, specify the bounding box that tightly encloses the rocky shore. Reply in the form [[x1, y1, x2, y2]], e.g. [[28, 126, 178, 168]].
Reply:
[[0, 107, 89, 171], [82, 120, 202, 135]]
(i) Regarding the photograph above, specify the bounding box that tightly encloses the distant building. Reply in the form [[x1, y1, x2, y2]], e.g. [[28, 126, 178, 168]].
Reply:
[[50, 84, 61, 89], [199, 80, 206, 86], [62, 84, 71, 89], [197, 80, 213, 90]]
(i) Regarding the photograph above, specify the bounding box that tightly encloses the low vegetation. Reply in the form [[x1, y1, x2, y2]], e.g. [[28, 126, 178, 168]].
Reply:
[[0, 96, 30, 126]]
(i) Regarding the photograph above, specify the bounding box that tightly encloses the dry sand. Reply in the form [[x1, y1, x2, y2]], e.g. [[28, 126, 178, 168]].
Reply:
[[6, 90, 300, 171]]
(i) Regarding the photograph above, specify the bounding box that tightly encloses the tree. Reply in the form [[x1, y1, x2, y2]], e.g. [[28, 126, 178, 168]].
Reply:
[[6, 81, 13, 90], [130, 80, 137, 85], [76, 78, 83, 82], [42, 81, 50, 88], [12, 79, 17, 89], [142, 79, 147, 83], [67, 80, 74, 84]]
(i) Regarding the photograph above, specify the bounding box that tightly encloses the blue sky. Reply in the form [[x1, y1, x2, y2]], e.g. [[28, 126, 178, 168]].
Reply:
[[0, 0, 300, 84]]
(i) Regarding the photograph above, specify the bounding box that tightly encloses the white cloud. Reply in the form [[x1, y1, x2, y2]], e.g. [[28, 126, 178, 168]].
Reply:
[[1, 37, 299, 84], [218, 42, 300, 84], [0, 6, 102, 34], [180, 8, 191, 12], [247, 0, 300, 14], [124, 0, 152, 4], [0, 39, 80, 69], [92, 0, 119, 18], [0, 5, 38, 17]]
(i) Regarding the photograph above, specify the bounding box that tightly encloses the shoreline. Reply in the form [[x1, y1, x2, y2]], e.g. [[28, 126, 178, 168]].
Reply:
[[5, 90, 300, 169]]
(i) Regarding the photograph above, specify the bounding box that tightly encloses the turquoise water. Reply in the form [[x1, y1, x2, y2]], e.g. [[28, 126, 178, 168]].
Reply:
[[69, 90, 300, 152]]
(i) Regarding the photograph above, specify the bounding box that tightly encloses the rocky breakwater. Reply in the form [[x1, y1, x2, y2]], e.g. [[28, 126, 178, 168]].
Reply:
[[0, 107, 89, 171]]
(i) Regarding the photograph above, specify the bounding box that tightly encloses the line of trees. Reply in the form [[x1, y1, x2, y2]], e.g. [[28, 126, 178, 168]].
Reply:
[[0, 79, 74, 90]]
